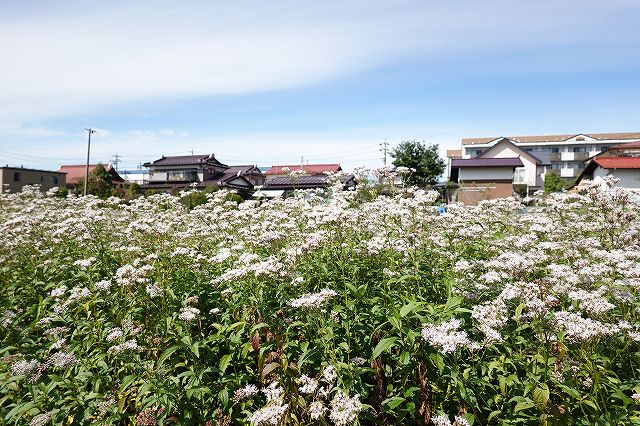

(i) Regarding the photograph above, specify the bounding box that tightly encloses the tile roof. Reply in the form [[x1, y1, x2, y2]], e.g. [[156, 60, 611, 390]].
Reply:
[[608, 141, 640, 150], [58, 164, 124, 184], [462, 132, 640, 145], [446, 149, 462, 158], [144, 154, 226, 167], [594, 157, 640, 169], [451, 158, 524, 167], [265, 164, 341, 175]]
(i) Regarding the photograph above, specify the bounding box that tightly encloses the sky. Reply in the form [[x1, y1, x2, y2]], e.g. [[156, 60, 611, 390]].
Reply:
[[1, 0, 640, 172]]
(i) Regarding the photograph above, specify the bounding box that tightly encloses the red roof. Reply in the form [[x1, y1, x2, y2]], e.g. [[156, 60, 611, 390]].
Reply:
[[594, 157, 640, 169], [58, 164, 124, 184], [608, 141, 640, 150], [265, 164, 341, 175]]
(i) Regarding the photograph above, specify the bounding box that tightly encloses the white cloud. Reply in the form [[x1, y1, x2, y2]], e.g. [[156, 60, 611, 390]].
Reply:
[[1, 0, 639, 123]]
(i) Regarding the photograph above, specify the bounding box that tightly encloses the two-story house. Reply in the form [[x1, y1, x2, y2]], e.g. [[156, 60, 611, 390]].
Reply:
[[141, 154, 257, 195]]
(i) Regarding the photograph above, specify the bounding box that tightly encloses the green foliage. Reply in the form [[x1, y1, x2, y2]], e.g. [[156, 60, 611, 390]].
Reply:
[[390, 140, 445, 186], [179, 191, 208, 209], [75, 163, 115, 198], [544, 172, 571, 193], [1, 185, 639, 424], [513, 183, 528, 198]]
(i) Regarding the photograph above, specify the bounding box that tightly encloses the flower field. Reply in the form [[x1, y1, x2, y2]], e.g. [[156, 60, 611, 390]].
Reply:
[[2, 180, 640, 425]]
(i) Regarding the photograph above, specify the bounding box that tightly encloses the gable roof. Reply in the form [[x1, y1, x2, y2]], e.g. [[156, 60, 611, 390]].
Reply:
[[58, 164, 124, 184], [594, 157, 640, 169], [478, 138, 542, 165], [263, 174, 355, 190], [462, 132, 640, 145], [144, 154, 227, 168], [265, 164, 341, 175], [451, 158, 523, 168]]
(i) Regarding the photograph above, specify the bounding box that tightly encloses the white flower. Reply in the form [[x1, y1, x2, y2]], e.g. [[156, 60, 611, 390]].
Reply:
[[209, 307, 221, 314], [106, 327, 123, 342], [322, 365, 338, 384], [108, 339, 143, 355], [145, 284, 164, 298], [288, 289, 337, 309], [11, 359, 40, 376], [298, 374, 318, 394], [30, 412, 53, 426], [421, 318, 477, 354], [233, 384, 259, 402], [329, 390, 362, 426], [309, 401, 326, 420], [179, 306, 200, 321]]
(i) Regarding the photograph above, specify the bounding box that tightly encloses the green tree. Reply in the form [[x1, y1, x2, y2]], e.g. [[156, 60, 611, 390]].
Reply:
[[390, 140, 445, 186], [75, 163, 115, 198], [544, 172, 569, 193]]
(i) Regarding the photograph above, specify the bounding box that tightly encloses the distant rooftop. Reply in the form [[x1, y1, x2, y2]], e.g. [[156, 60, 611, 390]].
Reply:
[[462, 132, 640, 145], [144, 154, 226, 167], [265, 164, 342, 175]]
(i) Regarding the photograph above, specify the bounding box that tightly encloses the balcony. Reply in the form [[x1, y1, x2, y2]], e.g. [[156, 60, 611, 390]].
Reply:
[[548, 153, 561, 161], [560, 168, 578, 178]]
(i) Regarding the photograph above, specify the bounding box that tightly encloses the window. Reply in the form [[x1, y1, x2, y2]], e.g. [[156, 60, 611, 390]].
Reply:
[[514, 167, 526, 183], [53, 176, 59, 185], [551, 163, 561, 169], [568, 162, 582, 169], [13, 172, 20, 181], [40, 176, 44, 183], [550, 147, 559, 153], [572, 146, 586, 153]]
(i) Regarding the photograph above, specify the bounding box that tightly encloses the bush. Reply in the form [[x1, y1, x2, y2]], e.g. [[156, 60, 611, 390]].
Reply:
[[513, 183, 528, 198]]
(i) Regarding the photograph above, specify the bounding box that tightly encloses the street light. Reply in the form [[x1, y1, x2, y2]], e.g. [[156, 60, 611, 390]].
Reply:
[[83, 128, 96, 196]]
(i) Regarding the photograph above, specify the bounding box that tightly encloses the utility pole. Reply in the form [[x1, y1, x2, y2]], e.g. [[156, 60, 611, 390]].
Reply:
[[112, 153, 121, 170], [380, 138, 389, 165], [83, 128, 96, 196]]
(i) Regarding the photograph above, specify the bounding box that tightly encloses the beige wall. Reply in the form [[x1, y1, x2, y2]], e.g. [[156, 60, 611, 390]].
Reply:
[[0, 168, 66, 193]]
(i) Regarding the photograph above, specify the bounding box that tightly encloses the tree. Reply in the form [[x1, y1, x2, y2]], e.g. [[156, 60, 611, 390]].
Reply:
[[544, 172, 569, 194], [390, 140, 445, 186], [75, 163, 115, 198]]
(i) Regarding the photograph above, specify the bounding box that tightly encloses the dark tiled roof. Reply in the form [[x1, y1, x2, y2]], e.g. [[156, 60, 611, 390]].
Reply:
[[265, 164, 341, 175], [451, 158, 523, 167], [144, 154, 227, 167]]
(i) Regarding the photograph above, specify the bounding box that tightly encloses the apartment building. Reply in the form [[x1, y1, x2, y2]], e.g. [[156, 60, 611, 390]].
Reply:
[[449, 132, 640, 189]]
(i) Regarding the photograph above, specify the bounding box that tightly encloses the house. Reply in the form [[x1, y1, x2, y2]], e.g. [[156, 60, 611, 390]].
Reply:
[[449, 158, 524, 205], [575, 142, 640, 188], [448, 132, 640, 190], [264, 164, 342, 182], [0, 166, 66, 193], [140, 154, 257, 195], [58, 164, 125, 188], [476, 138, 545, 188], [258, 163, 350, 196]]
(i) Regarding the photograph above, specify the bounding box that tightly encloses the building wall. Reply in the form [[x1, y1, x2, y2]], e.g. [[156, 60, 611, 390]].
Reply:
[[457, 182, 513, 205], [0, 168, 66, 193], [594, 167, 640, 188], [477, 143, 539, 187], [458, 167, 513, 181]]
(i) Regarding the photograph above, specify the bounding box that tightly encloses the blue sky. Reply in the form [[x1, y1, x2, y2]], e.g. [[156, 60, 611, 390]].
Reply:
[[1, 0, 640, 171]]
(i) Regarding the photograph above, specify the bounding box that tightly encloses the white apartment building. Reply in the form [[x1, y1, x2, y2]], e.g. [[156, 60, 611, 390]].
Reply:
[[448, 132, 640, 189]]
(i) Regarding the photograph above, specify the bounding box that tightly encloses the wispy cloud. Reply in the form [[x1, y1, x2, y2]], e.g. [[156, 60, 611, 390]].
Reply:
[[1, 0, 639, 123]]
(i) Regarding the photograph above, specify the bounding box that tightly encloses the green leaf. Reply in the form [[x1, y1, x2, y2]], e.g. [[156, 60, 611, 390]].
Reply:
[[158, 345, 181, 366], [382, 396, 405, 410], [371, 337, 397, 360], [533, 384, 549, 410], [514, 398, 535, 412], [219, 354, 232, 374], [4, 401, 35, 421], [400, 301, 421, 317]]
